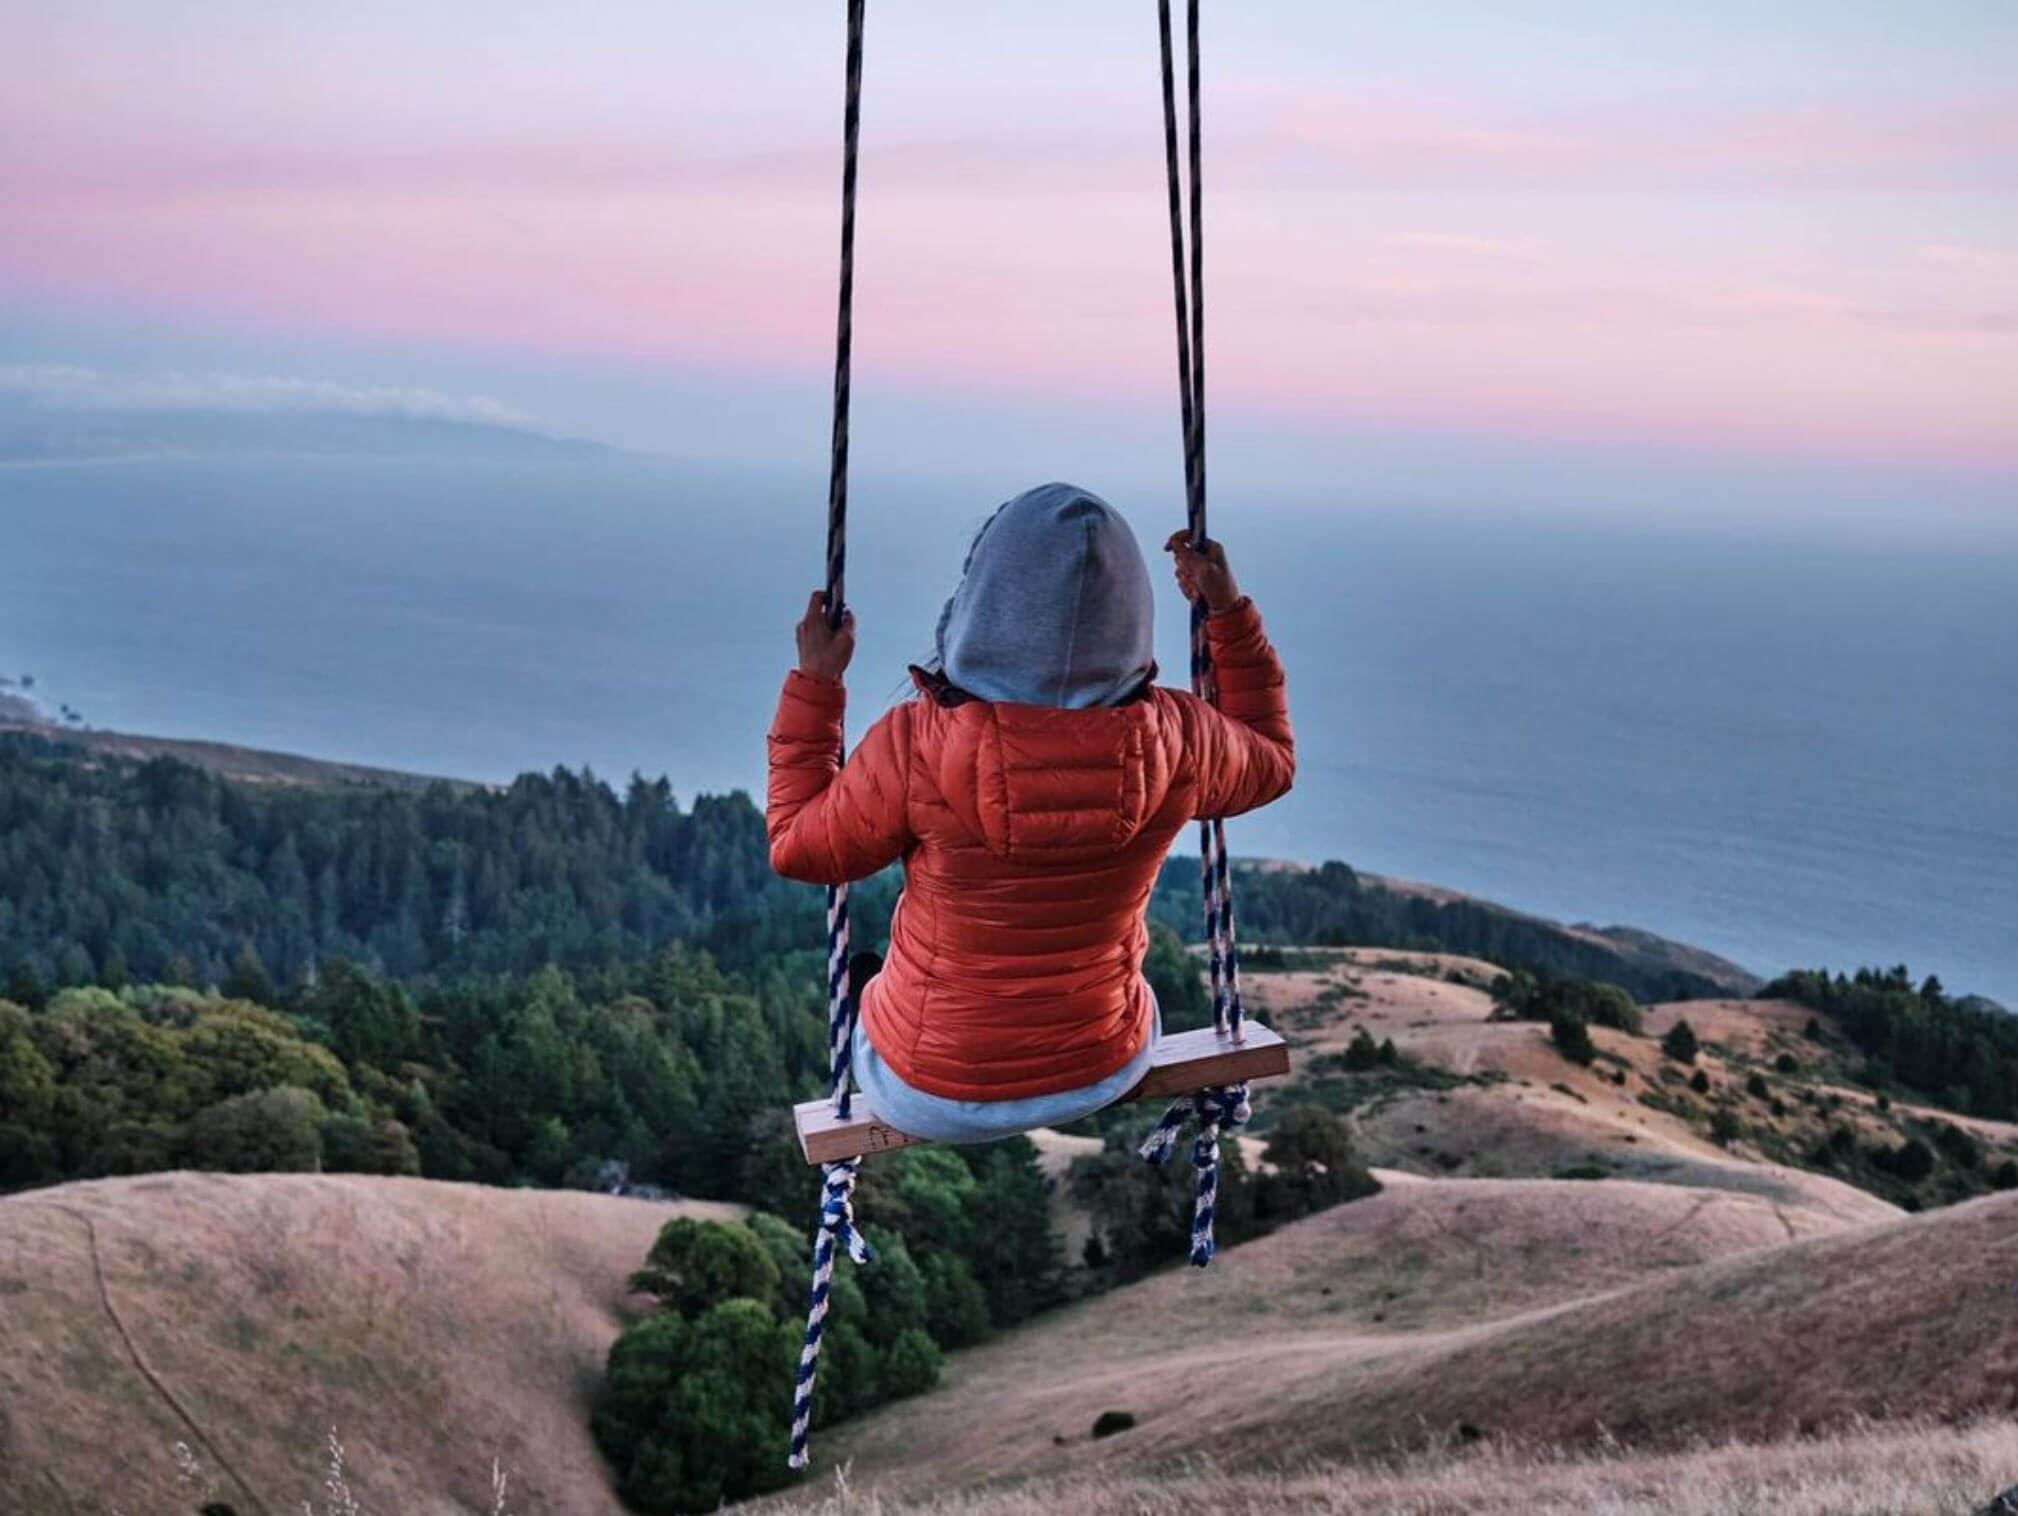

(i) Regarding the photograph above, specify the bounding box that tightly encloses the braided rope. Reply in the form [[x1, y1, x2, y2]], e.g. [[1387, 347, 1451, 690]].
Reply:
[[1143, 0, 1249, 1260], [790, 0, 869, 1472], [1137, 1084, 1250, 1265]]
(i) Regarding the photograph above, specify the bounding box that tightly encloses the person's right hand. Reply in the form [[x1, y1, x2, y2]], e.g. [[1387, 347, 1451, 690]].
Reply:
[[1164, 532, 1242, 612], [795, 590, 856, 683]]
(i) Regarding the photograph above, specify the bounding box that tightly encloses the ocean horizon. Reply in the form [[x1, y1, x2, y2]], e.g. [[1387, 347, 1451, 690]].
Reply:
[[5, 451, 2014, 1005]]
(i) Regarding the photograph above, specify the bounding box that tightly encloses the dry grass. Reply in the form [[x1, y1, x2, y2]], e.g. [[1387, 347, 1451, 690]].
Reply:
[[808, 1177, 2018, 1495], [778, 1418, 2018, 1515], [8, 976, 2015, 1516], [0, 1172, 733, 1516], [1241, 955, 2018, 1228]]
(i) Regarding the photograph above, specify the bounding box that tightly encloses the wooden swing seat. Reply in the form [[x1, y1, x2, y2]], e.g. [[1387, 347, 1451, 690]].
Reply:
[[792, 1020, 1289, 1164]]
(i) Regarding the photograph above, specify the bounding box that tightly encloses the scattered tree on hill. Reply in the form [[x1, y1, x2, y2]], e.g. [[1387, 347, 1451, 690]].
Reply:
[[595, 1297, 796, 1514], [1709, 1106, 1742, 1146], [1550, 1011, 1597, 1066], [596, 1213, 951, 1514], [1765, 966, 2018, 1122], [182, 1087, 325, 1173], [1491, 970, 1643, 1035], [1342, 1027, 1383, 1071], [1255, 1105, 1379, 1219], [1662, 1019, 1700, 1064], [629, 1216, 780, 1317], [1871, 1136, 1937, 1184]]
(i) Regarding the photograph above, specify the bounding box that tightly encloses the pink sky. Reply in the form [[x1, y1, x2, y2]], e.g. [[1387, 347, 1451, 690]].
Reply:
[[3, 3, 2015, 476]]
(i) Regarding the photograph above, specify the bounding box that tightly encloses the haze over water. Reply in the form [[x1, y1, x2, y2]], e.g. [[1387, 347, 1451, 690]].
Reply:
[[6, 452, 2014, 1006]]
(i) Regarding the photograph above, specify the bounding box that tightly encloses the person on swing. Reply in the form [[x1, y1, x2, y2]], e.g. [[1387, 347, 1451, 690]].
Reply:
[[767, 481, 1294, 1143]]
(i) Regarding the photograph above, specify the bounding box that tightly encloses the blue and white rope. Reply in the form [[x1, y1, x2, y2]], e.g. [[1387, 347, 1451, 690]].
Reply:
[[1138, 1083, 1250, 1266], [789, 0, 870, 1474], [1142, 0, 1250, 1264]]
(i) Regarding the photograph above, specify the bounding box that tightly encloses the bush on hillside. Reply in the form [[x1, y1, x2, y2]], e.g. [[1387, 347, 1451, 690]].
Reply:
[[1662, 1019, 1700, 1064], [628, 1216, 780, 1317], [318, 1114, 421, 1176], [1550, 1011, 1597, 1066], [1257, 1106, 1380, 1218], [182, 1087, 325, 1173], [597, 1213, 955, 1513], [1342, 1027, 1383, 1071], [594, 1299, 796, 1514], [1492, 970, 1644, 1035]]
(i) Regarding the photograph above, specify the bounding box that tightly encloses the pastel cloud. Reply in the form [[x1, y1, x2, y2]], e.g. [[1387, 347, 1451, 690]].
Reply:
[[0, 365, 532, 425]]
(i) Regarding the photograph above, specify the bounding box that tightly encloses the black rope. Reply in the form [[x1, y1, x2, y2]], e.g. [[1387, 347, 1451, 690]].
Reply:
[[1157, 0, 1244, 1038], [826, 0, 865, 631]]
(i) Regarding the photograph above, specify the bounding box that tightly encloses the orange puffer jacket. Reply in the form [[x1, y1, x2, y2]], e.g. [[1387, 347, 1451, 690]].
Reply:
[[767, 597, 1293, 1101]]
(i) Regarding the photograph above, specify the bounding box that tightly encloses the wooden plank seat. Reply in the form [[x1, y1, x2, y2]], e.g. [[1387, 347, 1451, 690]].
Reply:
[[793, 1021, 1290, 1164]]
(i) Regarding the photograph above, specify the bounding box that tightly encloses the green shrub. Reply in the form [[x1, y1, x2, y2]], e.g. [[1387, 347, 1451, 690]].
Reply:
[[318, 1114, 420, 1176], [1709, 1107, 1741, 1145], [880, 1327, 943, 1399], [1491, 972, 1642, 1034], [1871, 1136, 1936, 1183], [1689, 1069, 1712, 1095], [1746, 1073, 1770, 1100], [1342, 1027, 1382, 1072], [1933, 1123, 1982, 1171], [1662, 1020, 1699, 1064], [182, 1087, 324, 1173], [1257, 1106, 1379, 1219], [593, 1299, 796, 1515], [628, 1218, 781, 1319], [1550, 1012, 1596, 1066]]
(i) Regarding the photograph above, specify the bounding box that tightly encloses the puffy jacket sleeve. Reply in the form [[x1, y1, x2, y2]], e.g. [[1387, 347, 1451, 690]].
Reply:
[[1191, 597, 1295, 819], [767, 670, 913, 884]]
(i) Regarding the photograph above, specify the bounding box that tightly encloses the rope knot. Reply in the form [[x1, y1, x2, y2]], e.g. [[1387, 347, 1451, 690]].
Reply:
[[816, 1158, 873, 1265], [1138, 1081, 1249, 1267]]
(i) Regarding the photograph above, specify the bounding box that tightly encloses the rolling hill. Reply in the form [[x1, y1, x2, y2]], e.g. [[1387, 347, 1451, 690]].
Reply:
[[0, 1173, 728, 1516], [1236, 948, 2018, 1219], [5, 960, 2016, 1516]]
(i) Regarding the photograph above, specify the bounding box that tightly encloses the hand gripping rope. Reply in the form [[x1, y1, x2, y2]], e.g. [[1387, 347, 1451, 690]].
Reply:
[[788, 0, 870, 1473], [1134, 0, 1251, 1269]]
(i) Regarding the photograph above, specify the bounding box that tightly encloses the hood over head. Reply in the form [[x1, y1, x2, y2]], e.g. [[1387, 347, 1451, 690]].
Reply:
[[934, 482, 1155, 710]]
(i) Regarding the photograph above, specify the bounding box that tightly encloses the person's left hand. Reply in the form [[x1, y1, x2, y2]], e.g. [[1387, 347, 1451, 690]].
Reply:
[[796, 590, 856, 683]]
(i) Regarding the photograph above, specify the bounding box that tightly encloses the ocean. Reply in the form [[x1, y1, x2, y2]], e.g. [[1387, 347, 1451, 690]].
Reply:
[[4, 453, 2014, 1004]]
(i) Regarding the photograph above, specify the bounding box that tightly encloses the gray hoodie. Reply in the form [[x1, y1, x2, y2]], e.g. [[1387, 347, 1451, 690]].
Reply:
[[932, 482, 1155, 709]]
